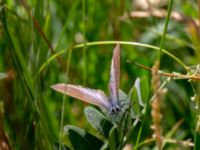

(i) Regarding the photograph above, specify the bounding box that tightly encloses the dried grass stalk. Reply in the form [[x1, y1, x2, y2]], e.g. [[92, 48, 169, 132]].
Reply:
[[151, 60, 163, 150]]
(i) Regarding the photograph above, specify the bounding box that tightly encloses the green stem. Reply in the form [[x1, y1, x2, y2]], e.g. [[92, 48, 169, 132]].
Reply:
[[39, 41, 188, 74], [194, 1, 200, 149], [158, 0, 174, 61], [82, 0, 87, 85], [59, 97, 66, 150]]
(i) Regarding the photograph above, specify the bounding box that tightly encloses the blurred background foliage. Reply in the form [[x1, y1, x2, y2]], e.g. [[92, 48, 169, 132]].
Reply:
[[0, 0, 199, 149]]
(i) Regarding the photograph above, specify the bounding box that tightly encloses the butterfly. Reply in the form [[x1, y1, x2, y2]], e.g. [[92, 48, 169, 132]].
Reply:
[[51, 44, 122, 114]]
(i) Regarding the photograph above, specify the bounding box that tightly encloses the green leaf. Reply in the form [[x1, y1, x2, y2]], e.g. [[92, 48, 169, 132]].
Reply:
[[119, 90, 129, 102], [129, 77, 149, 115], [195, 132, 200, 150], [100, 143, 109, 150], [134, 77, 149, 107], [140, 76, 149, 103], [119, 90, 131, 110], [64, 125, 103, 150], [84, 106, 113, 138], [131, 87, 140, 115], [134, 78, 144, 107], [108, 126, 119, 150]]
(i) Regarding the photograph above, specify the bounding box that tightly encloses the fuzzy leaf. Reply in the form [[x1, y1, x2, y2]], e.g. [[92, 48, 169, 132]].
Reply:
[[64, 125, 103, 150], [140, 76, 149, 103], [131, 87, 140, 115], [119, 90, 131, 110], [84, 106, 113, 138], [134, 78, 144, 107]]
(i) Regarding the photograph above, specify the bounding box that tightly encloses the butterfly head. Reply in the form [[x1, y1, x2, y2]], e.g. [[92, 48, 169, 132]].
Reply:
[[110, 105, 121, 114], [108, 97, 121, 114]]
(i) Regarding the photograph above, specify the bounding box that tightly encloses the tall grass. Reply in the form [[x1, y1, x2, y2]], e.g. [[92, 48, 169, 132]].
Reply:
[[0, 0, 199, 149]]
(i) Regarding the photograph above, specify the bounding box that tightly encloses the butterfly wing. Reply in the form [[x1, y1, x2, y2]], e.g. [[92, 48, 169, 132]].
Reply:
[[108, 44, 120, 104], [51, 83, 110, 109]]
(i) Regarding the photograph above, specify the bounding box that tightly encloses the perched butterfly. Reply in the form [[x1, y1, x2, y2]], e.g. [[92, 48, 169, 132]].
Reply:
[[51, 44, 123, 114]]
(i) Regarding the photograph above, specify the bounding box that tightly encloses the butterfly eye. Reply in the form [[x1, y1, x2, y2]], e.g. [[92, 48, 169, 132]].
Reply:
[[111, 109, 115, 114], [111, 106, 121, 114]]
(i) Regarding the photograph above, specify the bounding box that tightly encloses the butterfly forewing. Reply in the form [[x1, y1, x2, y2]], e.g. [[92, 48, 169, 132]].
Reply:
[[108, 44, 120, 104], [51, 84, 110, 109]]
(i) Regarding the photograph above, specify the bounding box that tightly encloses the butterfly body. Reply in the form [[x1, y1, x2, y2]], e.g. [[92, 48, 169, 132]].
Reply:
[[107, 97, 121, 114]]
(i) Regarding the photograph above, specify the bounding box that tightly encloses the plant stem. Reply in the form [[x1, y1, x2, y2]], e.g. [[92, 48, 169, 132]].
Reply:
[[39, 40, 188, 74], [157, 0, 174, 61]]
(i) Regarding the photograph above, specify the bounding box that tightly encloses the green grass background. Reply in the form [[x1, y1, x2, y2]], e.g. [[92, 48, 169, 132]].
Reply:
[[0, 0, 199, 149]]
